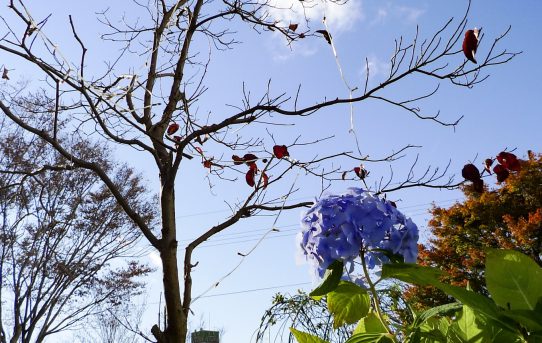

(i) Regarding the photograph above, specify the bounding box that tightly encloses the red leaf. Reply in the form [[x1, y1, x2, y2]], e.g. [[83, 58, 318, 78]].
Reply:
[[497, 152, 521, 172], [273, 145, 289, 159], [243, 153, 258, 166], [203, 160, 212, 168], [173, 135, 182, 142], [232, 155, 244, 165], [289, 23, 298, 32], [462, 28, 479, 64], [493, 164, 510, 182], [167, 123, 180, 135], [484, 158, 493, 173], [354, 166, 368, 179], [461, 164, 481, 182], [316, 29, 332, 44], [245, 168, 256, 187], [261, 172, 269, 189]]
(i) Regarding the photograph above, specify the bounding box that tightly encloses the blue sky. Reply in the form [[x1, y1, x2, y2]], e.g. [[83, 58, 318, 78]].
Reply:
[[2, 1, 542, 342]]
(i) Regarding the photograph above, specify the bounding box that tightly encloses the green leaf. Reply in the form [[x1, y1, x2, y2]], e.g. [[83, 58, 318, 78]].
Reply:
[[486, 249, 542, 311], [437, 283, 516, 332], [289, 327, 330, 343], [310, 260, 344, 299], [380, 261, 520, 334], [370, 248, 404, 264], [447, 305, 485, 343], [414, 317, 451, 343], [345, 333, 395, 343], [527, 332, 542, 343], [412, 302, 462, 329], [500, 309, 542, 331], [353, 312, 388, 334], [381, 263, 443, 286], [327, 281, 370, 329]]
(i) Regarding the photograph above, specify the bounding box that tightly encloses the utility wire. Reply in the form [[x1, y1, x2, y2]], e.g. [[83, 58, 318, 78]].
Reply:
[[177, 197, 462, 220], [145, 282, 311, 305], [177, 198, 460, 249]]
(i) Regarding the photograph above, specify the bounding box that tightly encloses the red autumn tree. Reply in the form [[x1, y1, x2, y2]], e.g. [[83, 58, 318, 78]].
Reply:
[[405, 151, 542, 310]]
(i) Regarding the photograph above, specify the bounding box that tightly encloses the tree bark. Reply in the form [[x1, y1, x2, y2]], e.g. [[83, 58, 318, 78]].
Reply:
[[155, 185, 187, 343]]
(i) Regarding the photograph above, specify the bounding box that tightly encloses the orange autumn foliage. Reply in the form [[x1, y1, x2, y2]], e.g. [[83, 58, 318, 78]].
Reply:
[[405, 152, 542, 311]]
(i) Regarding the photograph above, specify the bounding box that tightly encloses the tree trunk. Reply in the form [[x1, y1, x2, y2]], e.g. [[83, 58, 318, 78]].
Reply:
[[154, 186, 187, 343]]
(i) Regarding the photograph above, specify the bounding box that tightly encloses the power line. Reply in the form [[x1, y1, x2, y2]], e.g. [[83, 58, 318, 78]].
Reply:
[[177, 198, 462, 245], [198, 282, 311, 299], [181, 200, 460, 249], [176, 197, 462, 220], [145, 282, 311, 306]]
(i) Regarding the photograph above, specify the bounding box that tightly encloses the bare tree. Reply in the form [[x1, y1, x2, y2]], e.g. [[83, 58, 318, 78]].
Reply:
[[0, 0, 518, 341], [75, 301, 148, 343], [0, 119, 154, 343]]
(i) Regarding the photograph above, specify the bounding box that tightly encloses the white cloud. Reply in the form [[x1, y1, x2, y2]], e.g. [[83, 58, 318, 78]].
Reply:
[[148, 251, 162, 268], [267, 0, 364, 33], [370, 3, 425, 26], [360, 54, 390, 81], [265, 0, 363, 60], [396, 5, 425, 23]]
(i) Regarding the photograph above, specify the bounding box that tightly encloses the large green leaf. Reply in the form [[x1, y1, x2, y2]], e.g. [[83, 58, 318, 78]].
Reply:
[[381, 263, 443, 286], [289, 328, 330, 343], [327, 281, 370, 328], [412, 302, 462, 329], [447, 305, 485, 343], [353, 312, 388, 334], [500, 309, 542, 331], [310, 260, 344, 299], [381, 262, 517, 333], [486, 249, 542, 311], [345, 333, 395, 343], [413, 317, 451, 343], [437, 283, 517, 332], [527, 332, 542, 343]]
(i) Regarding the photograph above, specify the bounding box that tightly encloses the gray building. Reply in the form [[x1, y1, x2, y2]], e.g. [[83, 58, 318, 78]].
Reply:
[[191, 330, 219, 343]]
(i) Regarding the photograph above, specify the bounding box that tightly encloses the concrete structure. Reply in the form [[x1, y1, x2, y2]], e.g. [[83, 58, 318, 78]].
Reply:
[[191, 330, 219, 343]]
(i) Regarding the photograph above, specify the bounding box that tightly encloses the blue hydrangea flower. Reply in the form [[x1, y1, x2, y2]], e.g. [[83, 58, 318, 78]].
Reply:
[[297, 188, 419, 282]]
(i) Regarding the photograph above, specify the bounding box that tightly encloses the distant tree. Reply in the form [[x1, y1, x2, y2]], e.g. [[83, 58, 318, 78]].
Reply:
[[0, 0, 517, 341], [0, 120, 153, 343], [405, 151, 542, 311], [75, 302, 147, 343]]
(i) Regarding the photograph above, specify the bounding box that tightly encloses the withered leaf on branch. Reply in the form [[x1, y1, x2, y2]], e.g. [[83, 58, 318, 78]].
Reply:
[[2, 67, 9, 80], [316, 30, 332, 44], [497, 151, 521, 172], [232, 155, 244, 165], [493, 164, 510, 182], [167, 122, 179, 135], [243, 153, 258, 166], [246, 168, 256, 187], [273, 145, 289, 159], [461, 163, 481, 182]]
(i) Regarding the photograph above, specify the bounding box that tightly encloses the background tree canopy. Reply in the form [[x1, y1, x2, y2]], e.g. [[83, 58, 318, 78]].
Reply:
[[406, 151, 542, 311]]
